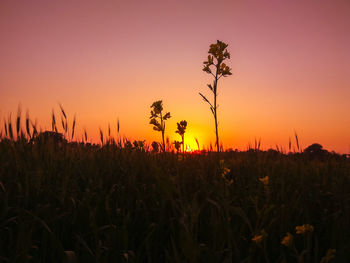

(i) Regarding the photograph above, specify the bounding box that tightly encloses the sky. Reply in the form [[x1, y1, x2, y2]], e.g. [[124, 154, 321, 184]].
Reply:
[[1, 0, 349, 153]]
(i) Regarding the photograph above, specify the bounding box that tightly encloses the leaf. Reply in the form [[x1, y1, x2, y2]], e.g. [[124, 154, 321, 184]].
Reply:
[[76, 234, 95, 258], [0, 181, 5, 192], [202, 65, 211, 74], [163, 112, 171, 120], [199, 93, 210, 104], [230, 206, 254, 234], [150, 118, 160, 126], [59, 103, 66, 119], [210, 107, 214, 115], [23, 210, 65, 253], [207, 198, 221, 212]]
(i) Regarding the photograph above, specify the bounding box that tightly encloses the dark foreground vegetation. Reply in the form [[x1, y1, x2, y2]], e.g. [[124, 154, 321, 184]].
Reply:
[[0, 134, 350, 263]]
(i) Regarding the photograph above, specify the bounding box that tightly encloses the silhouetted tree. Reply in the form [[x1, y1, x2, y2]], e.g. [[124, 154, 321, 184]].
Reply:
[[149, 100, 171, 152], [304, 143, 329, 159], [175, 120, 187, 153], [304, 143, 323, 153], [200, 40, 232, 152]]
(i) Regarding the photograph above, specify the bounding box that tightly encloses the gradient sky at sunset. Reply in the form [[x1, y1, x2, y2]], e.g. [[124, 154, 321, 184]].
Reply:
[[1, 0, 349, 153]]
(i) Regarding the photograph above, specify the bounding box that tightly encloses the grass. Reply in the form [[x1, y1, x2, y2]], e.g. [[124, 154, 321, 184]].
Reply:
[[0, 110, 349, 262]]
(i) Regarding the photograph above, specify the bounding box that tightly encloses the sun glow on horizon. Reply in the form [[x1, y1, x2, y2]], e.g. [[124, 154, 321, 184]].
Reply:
[[186, 146, 192, 153], [0, 0, 349, 153]]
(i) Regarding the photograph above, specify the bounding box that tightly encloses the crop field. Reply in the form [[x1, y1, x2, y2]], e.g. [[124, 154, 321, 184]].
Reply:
[[0, 121, 349, 262], [2, 0, 350, 261]]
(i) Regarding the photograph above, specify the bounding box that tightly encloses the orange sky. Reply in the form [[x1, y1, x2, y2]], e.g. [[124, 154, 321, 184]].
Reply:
[[1, 0, 349, 153]]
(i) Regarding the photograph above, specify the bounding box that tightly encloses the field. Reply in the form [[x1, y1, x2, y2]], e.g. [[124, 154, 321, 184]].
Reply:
[[0, 126, 349, 262], [2, 0, 349, 262]]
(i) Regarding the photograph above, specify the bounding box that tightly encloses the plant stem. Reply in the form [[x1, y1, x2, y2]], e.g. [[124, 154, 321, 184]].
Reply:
[[182, 134, 185, 153], [160, 113, 165, 152], [214, 70, 219, 153]]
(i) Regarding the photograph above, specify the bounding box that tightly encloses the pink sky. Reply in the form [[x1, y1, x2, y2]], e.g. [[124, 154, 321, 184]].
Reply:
[[1, 0, 349, 152]]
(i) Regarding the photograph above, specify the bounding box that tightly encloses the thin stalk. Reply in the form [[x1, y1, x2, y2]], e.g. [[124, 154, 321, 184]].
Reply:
[[182, 134, 185, 153], [214, 67, 220, 153], [160, 113, 165, 152]]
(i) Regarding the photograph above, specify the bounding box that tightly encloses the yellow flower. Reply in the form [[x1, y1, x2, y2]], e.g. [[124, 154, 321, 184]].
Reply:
[[252, 234, 263, 244], [259, 176, 269, 185], [252, 229, 267, 244], [295, 224, 314, 234], [281, 232, 293, 247], [221, 167, 230, 178], [220, 160, 232, 185]]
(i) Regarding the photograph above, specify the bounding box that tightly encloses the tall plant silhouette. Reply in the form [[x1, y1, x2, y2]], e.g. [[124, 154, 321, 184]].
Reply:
[[149, 100, 171, 152], [200, 40, 232, 152], [175, 120, 187, 153]]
